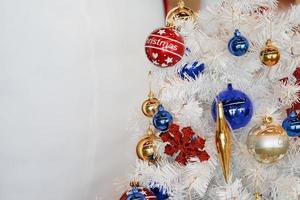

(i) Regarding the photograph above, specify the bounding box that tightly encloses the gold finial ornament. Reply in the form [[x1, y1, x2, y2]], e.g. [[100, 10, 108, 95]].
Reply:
[[260, 39, 280, 67], [166, 0, 197, 28], [246, 116, 289, 164], [215, 101, 232, 183], [136, 127, 159, 163]]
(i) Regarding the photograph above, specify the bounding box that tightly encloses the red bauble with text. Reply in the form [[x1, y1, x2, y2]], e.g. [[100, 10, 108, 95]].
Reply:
[[119, 186, 157, 200], [145, 27, 184, 68]]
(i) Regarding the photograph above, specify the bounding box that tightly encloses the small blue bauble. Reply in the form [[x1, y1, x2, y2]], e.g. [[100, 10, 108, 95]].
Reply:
[[153, 105, 173, 132], [228, 29, 249, 56], [178, 61, 205, 80], [126, 187, 146, 200], [282, 111, 300, 137], [212, 83, 253, 130], [149, 182, 169, 200]]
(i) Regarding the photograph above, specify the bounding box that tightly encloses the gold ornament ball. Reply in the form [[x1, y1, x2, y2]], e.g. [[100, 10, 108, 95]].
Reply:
[[246, 116, 289, 164], [136, 129, 158, 163], [166, 1, 196, 28], [260, 39, 280, 67], [141, 98, 160, 117]]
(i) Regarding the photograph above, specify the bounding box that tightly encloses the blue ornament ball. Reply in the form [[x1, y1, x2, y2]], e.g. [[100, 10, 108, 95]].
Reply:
[[149, 182, 169, 200], [153, 105, 173, 132], [211, 83, 253, 130], [282, 111, 300, 137], [119, 186, 156, 200], [178, 61, 205, 80], [228, 29, 249, 56]]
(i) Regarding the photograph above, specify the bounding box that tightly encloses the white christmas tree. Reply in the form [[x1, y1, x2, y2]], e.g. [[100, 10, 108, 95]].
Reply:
[[121, 0, 300, 199]]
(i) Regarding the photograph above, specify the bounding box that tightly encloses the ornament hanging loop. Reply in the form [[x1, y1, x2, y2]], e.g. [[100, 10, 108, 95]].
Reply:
[[267, 17, 272, 40], [253, 172, 262, 200], [231, 6, 235, 30], [238, 11, 242, 30], [178, 0, 184, 8], [147, 70, 154, 98]]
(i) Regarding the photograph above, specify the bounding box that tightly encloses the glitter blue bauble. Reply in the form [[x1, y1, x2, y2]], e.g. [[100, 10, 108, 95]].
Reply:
[[153, 105, 173, 132], [149, 182, 168, 200], [211, 83, 253, 130], [178, 61, 205, 80], [282, 111, 300, 137], [228, 29, 249, 56]]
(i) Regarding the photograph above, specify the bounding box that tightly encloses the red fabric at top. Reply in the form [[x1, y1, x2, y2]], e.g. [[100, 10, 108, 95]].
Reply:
[[163, 0, 168, 17]]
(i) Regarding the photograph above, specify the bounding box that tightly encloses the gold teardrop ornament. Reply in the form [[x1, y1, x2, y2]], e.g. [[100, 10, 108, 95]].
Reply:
[[215, 101, 232, 183]]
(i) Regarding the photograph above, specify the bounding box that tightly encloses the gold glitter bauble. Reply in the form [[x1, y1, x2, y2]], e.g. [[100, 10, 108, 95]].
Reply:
[[141, 98, 160, 117], [166, 0, 196, 28], [246, 116, 289, 164], [260, 39, 280, 67], [136, 128, 159, 163]]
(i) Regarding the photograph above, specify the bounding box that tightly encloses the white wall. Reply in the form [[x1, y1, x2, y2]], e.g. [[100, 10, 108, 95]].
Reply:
[[0, 0, 218, 199], [86, 1, 164, 199], [0, 0, 163, 199]]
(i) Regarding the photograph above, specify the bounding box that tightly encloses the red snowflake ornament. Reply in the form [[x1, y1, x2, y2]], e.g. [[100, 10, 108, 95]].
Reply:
[[282, 67, 300, 117], [160, 123, 210, 165]]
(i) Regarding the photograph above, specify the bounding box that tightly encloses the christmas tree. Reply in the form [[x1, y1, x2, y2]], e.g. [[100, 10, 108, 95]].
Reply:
[[119, 0, 300, 199]]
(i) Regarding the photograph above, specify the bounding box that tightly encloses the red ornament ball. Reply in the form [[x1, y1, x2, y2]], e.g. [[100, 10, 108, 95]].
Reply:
[[145, 27, 184, 68], [119, 186, 157, 200]]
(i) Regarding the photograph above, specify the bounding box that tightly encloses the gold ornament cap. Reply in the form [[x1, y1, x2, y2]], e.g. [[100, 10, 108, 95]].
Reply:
[[260, 39, 280, 67], [129, 179, 140, 187], [166, 0, 197, 28], [262, 116, 273, 124]]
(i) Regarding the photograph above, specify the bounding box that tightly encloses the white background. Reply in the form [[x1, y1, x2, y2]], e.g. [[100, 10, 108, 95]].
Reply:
[[0, 0, 216, 199]]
